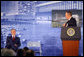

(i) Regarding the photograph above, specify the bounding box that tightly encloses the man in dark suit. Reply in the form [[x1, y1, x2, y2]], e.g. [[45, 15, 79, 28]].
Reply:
[[5, 29, 21, 52], [63, 11, 77, 27]]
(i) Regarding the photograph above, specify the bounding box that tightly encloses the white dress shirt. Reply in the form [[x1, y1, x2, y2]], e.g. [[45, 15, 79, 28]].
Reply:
[[12, 35, 15, 38]]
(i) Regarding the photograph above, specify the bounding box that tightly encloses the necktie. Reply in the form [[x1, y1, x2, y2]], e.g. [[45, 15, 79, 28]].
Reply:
[[13, 36, 15, 41], [65, 23, 67, 27], [65, 21, 68, 27]]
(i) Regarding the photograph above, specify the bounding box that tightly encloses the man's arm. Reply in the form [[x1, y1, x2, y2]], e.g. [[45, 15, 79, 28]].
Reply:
[[5, 36, 10, 48], [68, 18, 77, 27], [15, 37, 21, 48], [63, 23, 66, 27]]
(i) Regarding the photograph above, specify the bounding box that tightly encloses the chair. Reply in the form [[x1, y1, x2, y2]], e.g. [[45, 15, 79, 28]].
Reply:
[[27, 41, 42, 56]]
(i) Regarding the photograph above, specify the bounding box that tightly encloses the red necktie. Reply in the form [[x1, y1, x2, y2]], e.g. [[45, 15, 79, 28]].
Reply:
[[13, 36, 15, 41], [65, 23, 67, 27]]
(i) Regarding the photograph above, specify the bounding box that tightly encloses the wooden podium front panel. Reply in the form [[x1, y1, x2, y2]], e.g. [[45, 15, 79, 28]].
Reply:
[[62, 40, 79, 56]]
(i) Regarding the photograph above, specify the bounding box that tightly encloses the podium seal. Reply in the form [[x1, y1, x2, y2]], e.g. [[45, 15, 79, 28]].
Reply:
[[67, 28, 75, 36]]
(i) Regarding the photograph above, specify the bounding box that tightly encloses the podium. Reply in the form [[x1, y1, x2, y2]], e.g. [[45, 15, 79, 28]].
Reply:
[[61, 27, 81, 56]]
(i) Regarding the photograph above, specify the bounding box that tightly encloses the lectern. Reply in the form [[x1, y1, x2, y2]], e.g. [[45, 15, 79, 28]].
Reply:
[[61, 27, 81, 56]]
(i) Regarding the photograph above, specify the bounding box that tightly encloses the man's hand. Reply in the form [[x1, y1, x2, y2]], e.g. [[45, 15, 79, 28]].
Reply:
[[63, 23, 66, 27], [14, 44, 17, 47]]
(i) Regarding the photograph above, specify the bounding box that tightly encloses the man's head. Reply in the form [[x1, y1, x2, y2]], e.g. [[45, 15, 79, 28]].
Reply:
[[23, 47, 29, 56], [17, 49, 24, 56], [23, 47, 29, 52], [26, 50, 35, 56], [65, 11, 72, 20], [1, 48, 16, 56], [11, 29, 16, 36]]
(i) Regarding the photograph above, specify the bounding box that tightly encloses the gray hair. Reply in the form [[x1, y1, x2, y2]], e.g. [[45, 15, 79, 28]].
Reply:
[[11, 29, 16, 31], [1, 48, 16, 56]]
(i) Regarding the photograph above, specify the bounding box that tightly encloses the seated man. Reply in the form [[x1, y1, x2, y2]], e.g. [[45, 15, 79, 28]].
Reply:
[[63, 11, 77, 27], [1, 48, 16, 56], [5, 29, 21, 52], [17, 49, 24, 56]]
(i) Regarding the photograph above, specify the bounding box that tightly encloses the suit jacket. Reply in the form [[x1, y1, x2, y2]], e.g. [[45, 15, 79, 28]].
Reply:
[[65, 17, 77, 27], [5, 35, 21, 51]]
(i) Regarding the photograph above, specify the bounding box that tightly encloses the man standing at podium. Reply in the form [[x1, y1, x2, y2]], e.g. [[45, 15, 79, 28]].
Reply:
[[6, 29, 21, 52], [62, 11, 80, 56], [63, 11, 77, 27]]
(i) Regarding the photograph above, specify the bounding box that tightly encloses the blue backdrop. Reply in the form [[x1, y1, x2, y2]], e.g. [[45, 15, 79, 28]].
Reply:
[[1, 1, 83, 56]]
